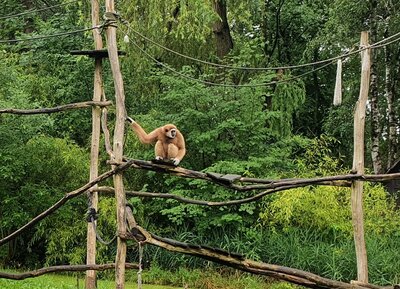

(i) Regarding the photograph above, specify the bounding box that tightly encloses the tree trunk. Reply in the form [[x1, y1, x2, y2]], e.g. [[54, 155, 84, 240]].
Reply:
[[262, 0, 271, 58], [212, 0, 233, 58], [383, 16, 398, 169], [370, 61, 382, 173], [369, 0, 383, 174], [21, 0, 34, 33], [312, 49, 322, 134]]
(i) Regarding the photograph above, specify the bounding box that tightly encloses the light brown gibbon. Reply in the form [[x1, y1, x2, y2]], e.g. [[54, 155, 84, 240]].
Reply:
[[126, 116, 186, 166]]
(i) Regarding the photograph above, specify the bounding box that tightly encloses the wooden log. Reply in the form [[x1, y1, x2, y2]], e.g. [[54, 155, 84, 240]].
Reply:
[[123, 226, 391, 289], [104, 2, 128, 288], [86, 0, 104, 287], [0, 101, 112, 114], [351, 31, 370, 283], [97, 185, 300, 206], [118, 158, 355, 190], [95, 166, 400, 205], [0, 263, 138, 280], [0, 161, 133, 247], [111, 158, 400, 191]]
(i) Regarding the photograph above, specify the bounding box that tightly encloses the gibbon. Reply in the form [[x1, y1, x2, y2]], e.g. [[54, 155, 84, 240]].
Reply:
[[126, 116, 186, 166]]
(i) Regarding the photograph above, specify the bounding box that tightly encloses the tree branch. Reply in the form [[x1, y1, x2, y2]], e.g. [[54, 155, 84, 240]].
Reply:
[[97, 185, 302, 206], [0, 101, 112, 115], [114, 158, 400, 191], [0, 263, 138, 280], [101, 107, 115, 159], [0, 161, 134, 247]]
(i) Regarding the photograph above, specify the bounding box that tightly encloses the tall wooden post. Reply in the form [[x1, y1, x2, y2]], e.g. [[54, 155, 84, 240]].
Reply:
[[104, 1, 128, 288], [351, 31, 370, 283], [85, 0, 104, 288]]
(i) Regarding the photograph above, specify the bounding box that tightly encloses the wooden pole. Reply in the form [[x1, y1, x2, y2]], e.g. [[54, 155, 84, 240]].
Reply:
[[86, 0, 104, 288], [104, 1, 128, 288], [351, 31, 370, 283]]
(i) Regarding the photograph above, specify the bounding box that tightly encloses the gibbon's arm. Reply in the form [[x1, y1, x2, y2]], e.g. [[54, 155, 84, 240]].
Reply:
[[174, 131, 186, 161], [127, 117, 159, 144]]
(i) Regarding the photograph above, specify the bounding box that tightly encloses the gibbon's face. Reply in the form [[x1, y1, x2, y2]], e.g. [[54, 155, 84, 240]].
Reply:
[[164, 124, 177, 139]]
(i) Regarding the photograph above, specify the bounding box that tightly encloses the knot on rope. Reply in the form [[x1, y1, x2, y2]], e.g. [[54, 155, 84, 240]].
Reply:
[[103, 12, 118, 28]]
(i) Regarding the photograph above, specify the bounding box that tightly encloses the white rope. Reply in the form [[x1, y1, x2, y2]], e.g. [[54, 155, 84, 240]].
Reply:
[[137, 242, 143, 289]]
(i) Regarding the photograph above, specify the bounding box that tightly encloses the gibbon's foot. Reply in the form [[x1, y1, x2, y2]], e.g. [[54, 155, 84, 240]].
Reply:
[[126, 116, 134, 123], [172, 158, 180, 166], [151, 158, 177, 166], [155, 156, 163, 161]]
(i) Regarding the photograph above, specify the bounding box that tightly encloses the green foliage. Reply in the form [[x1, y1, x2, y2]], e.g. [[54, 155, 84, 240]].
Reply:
[[126, 66, 270, 169], [0, 134, 89, 266], [1, 0, 400, 286], [134, 137, 310, 236], [260, 135, 400, 237], [269, 78, 306, 137]]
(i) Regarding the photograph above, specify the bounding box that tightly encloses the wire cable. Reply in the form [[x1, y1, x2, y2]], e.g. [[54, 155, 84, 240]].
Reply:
[[129, 26, 337, 71], [370, 30, 400, 47], [0, 25, 102, 44], [0, 0, 78, 20], [131, 40, 333, 88], [370, 34, 400, 49], [127, 22, 400, 71]]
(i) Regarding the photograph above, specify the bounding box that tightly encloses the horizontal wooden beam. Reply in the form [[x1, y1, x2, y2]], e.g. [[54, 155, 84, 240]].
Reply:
[[0, 101, 112, 115], [70, 49, 126, 58], [0, 263, 138, 280], [114, 158, 400, 191], [96, 185, 303, 206]]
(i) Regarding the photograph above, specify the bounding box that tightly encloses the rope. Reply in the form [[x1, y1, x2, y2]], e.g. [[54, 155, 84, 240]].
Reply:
[[92, 218, 117, 246], [137, 242, 143, 289], [131, 39, 332, 88], [370, 34, 400, 49], [124, 21, 400, 71], [0, 0, 78, 20], [0, 25, 103, 44], [87, 208, 117, 246], [128, 26, 338, 71]]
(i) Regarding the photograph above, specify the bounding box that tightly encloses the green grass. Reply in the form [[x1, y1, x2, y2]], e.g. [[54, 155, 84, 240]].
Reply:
[[0, 273, 183, 289]]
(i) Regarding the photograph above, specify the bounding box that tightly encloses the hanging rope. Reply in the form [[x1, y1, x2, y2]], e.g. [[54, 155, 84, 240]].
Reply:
[[333, 59, 342, 106], [87, 208, 117, 246], [137, 242, 144, 289]]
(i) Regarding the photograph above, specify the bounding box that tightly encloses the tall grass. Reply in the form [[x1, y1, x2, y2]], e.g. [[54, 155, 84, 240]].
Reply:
[[138, 227, 399, 286]]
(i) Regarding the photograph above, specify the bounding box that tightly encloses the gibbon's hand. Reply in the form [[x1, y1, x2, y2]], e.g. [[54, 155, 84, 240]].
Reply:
[[126, 116, 135, 124], [172, 158, 180, 166]]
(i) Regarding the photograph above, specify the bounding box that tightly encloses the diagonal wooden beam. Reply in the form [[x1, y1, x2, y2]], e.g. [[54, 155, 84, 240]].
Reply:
[[123, 216, 392, 289]]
